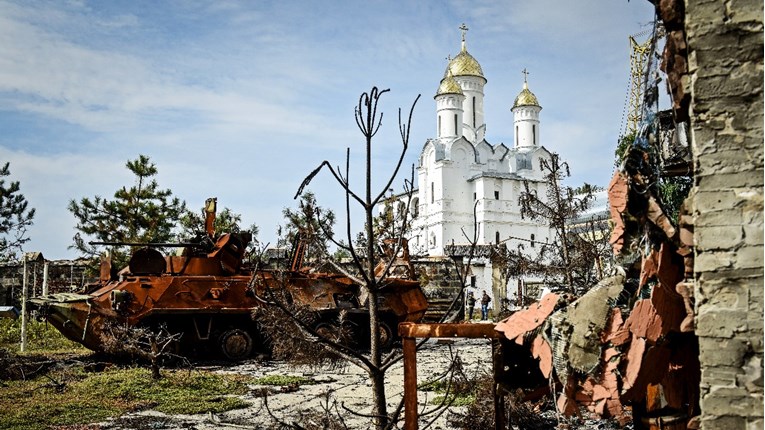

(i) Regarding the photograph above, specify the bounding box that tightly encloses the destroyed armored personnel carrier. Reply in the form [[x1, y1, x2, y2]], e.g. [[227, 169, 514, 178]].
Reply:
[[30, 200, 428, 360]]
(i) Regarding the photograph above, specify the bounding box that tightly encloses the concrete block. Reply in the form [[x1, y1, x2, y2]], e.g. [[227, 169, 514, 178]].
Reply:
[[701, 387, 761, 416], [696, 225, 744, 250], [694, 190, 740, 213], [744, 224, 764, 245], [702, 364, 741, 388], [696, 308, 747, 337], [697, 170, 764, 189], [700, 415, 746, 429], [698, 279, 749, 308], [696, 250, 735, 271], [734, 246, 764, 269], [699, 336, 749, 367], [737, 355, 764, 391]]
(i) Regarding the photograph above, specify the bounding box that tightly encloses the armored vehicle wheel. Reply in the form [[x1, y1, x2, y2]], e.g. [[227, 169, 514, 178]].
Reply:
[[378, 321, 393, 349], [219, 328, 253, 360]]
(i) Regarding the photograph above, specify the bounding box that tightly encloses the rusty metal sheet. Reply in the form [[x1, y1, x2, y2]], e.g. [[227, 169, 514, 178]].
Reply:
[[608, 172, 629, 254], [622, 340, 671, 401], [531, 334, 552, 378], [603, 308, 631, 346], [495, 293, 560, 342], [398, 322, 501, 339], [626, 299, 664, 343]]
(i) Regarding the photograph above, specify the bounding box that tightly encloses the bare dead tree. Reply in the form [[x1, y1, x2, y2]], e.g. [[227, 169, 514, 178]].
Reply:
[[253, 87, 419, 429], [102, 323, 185, 379]]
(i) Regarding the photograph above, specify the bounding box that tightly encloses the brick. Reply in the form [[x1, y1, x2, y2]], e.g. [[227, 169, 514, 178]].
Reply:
[[696, 308, 747, 337], [696, 225, 745, 250], [696, 250, 735, 271], [702, 364, 742, 387], [701, 387, 762, 416], [698, 279, 749, 308], [697, 170, 764, 189], [747, 418, 764, 430], [699, 415, 746, 429], [694, 190, 741, 213], [699, 336, 749, 366], [743, 224, 764, 245], [695, 209, 744, 227], [698, 268, 763, 282], [734, 246, 764, 269]]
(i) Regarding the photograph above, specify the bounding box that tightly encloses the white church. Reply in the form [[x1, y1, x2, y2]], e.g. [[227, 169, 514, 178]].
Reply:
[[398, 25, 555, 312]]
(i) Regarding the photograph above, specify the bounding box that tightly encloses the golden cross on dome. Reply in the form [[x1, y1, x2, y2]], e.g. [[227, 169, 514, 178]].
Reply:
[[459, 23, 468, 51], [522, 68, 529, 83]]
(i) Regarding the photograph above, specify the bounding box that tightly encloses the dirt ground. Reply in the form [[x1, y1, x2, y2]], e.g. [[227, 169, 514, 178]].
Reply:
[[98, 338, 495, 429]]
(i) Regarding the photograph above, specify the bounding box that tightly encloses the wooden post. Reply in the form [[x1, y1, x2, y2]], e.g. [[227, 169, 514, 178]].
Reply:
[[403, 336, 418, 430], [20, 256, 28, 352], [492, 339, 506, 430]]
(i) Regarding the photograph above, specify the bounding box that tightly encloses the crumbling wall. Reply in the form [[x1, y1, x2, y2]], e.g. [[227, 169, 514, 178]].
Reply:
[[685, 0, 764, 427]]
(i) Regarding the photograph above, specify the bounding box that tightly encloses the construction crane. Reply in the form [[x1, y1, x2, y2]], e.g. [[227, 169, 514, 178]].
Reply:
[[625, 35, 653, 136]]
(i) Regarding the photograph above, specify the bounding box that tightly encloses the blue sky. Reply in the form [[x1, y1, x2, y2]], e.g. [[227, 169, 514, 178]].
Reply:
[[1, 0, 656, 259]]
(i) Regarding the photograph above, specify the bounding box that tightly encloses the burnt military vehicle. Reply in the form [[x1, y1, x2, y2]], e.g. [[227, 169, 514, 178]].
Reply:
[[31, 199, 428, 360]]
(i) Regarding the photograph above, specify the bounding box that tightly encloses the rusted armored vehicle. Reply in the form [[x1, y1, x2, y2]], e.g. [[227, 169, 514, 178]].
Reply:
[[31, 199, 428, 360]]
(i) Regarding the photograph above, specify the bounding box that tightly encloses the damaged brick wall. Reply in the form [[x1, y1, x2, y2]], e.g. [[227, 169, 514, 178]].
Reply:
[[685, 0, 764, 428]]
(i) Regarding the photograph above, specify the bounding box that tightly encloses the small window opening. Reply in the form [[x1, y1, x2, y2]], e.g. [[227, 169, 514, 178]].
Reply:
[[532, 124, 536, 145], [472, 97, 476, 127], [494, 191, 500, 200], [454, 114, 458, 135], [495, 231, 500, 244], [431, 182, 434, 203], [531, 234, 535, 248]]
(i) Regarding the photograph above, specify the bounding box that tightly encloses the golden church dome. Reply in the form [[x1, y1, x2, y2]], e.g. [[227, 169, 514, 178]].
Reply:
[[512, 82, 541, 108], [443, 24, 485, 80], [435, 71, 464, 97], [444, 49, 485, 79]]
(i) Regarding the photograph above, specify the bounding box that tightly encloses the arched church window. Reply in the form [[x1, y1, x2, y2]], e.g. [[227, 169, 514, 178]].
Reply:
[[438, 115, 442, 137], [431, 182, 434, 204], [530, 233, 535, 248], [515, 126, 518, 146], [410, 197, 419, 218], [533, 124, 536, 146], [494, 190, 500, 200], [454, 114, 458, 136], [495, 231, 500, 244]]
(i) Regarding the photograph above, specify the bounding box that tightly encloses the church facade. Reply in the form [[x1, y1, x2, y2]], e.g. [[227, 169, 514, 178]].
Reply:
[[403, 27, 555, 313]]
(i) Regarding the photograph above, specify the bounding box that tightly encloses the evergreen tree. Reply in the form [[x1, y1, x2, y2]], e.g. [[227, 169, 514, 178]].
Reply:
[[510, 152, 608, 295], [0, 162, 35, 260], [277, 190, 335, 265], [68, 155, 186, 268]]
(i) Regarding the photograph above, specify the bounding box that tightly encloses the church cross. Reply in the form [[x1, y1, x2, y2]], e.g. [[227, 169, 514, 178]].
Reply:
[[522, 68, 529, 83]]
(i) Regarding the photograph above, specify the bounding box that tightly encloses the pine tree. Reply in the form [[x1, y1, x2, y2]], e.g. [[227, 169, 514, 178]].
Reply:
[[68, 155, 186, 268], [0, 162, 35, 260], [277, 190, 335, 265]]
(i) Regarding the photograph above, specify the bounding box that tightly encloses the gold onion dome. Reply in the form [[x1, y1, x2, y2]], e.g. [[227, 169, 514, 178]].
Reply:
[[435, 71, 464, 97], [513, 82, 541, 109], [443, 24, 485, 80], [443, 49, 485, 79]]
